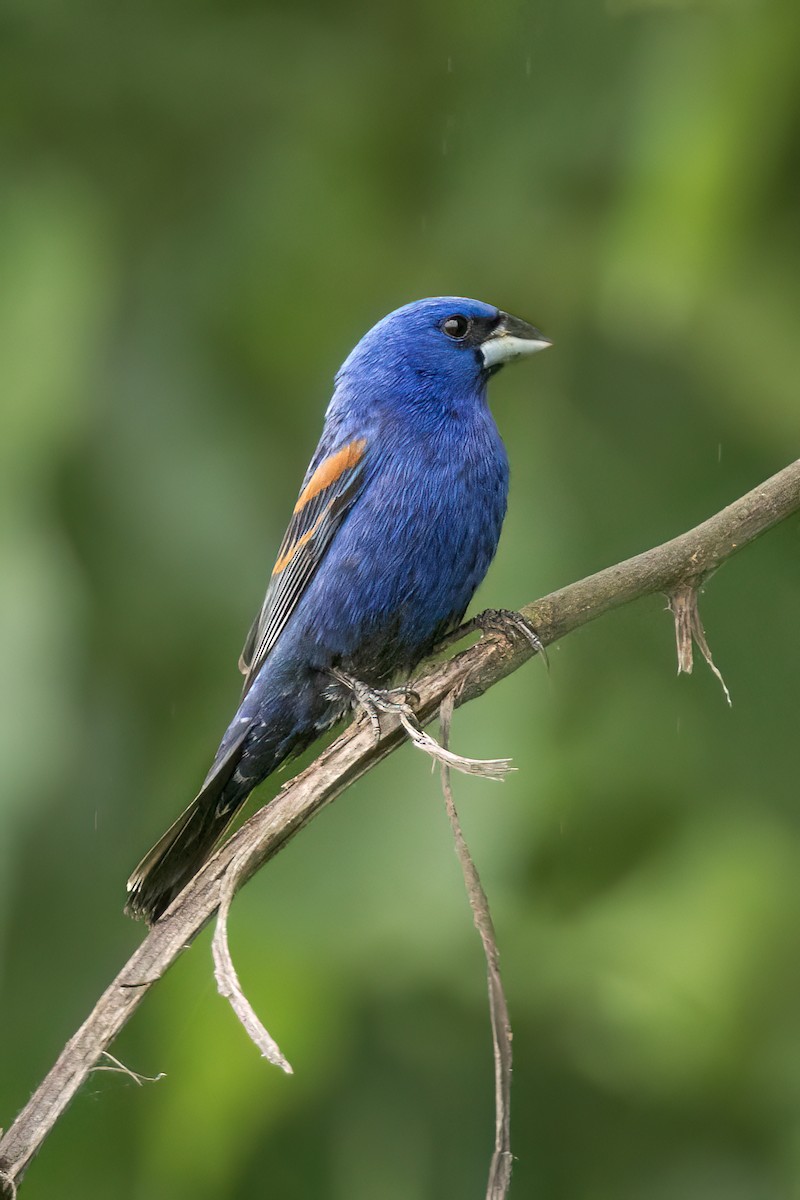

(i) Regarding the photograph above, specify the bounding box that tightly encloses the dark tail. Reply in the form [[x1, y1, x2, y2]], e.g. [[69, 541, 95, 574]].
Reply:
[[125, 730, 251, 925]]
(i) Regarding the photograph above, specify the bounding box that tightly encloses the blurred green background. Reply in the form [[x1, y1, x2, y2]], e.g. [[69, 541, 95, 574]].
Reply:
[[2, 0, 799, 1196]]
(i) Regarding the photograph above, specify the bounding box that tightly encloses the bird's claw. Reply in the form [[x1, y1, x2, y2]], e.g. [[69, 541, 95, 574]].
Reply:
[[331, 669, 512, 779], [331, 671, 419, 743], [437, 608, 545, 662], [473, 608, 545, 657]]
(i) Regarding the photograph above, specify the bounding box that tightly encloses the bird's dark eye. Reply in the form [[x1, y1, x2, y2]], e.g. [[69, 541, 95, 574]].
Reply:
[[441, 315, 471, 340]]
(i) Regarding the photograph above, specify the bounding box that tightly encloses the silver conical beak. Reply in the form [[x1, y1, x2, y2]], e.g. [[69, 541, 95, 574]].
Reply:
[[480, 311, 552, 369]]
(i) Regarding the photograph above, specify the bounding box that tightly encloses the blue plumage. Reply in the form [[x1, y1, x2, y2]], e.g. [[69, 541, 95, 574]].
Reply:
[[126, 297, 550, 921]]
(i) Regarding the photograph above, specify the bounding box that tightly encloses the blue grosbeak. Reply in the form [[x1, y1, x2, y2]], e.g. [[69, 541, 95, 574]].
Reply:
[[126, 297, 550, 922]]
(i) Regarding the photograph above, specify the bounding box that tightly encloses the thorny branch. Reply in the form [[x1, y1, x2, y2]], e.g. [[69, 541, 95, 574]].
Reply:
[[1, 458, 799, 1194]]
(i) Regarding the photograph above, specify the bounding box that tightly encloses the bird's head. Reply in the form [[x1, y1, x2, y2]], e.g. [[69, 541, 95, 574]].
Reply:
[[336, 297, 551, 415]]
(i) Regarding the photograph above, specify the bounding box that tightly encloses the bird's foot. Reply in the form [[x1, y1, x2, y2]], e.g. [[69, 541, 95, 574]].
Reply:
[[331, 667, 512, 780], [331, 670, 418, 743], [474, 608, 545, 657], [436, 608, 546, 662]]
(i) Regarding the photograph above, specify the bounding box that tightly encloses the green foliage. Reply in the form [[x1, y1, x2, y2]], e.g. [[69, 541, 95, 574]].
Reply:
[[1, 1, 799, 1195]]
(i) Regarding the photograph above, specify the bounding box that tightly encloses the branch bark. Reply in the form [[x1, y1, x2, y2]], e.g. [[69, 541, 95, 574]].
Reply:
[[1, 458, 799, 1192]]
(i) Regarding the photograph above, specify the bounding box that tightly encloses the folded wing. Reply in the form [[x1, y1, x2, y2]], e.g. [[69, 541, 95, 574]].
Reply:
[[238, 438, 369, 694]]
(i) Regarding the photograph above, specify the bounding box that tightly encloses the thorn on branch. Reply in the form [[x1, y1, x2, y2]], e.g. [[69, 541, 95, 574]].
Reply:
[[212, 849, 294, 1075], [668, 584, 732, 706]]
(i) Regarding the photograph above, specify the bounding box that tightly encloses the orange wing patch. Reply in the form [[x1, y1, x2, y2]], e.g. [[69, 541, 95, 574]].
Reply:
[[272, 511, 327, 575], [294, 439, 367, 514], [238, 436, 369, 688]]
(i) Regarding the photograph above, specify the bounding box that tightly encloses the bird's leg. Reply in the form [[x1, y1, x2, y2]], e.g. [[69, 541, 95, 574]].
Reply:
[[330, 669, 419, 743], [331, 666, 512, 781], [435, 608, 546, 662], [475, 608, 545, 657]]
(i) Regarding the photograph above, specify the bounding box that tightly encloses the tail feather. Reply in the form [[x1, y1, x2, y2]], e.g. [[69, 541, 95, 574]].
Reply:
[[126, 728, 251, 924]]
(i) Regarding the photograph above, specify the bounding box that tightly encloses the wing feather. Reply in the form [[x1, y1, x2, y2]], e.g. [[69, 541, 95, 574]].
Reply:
[[239, 438, 368, 694]]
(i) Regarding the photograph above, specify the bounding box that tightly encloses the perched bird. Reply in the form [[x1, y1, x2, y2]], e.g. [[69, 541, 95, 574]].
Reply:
[[126, 297, 550, 923]]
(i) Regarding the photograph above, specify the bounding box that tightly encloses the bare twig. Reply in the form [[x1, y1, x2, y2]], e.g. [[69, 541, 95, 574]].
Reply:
[[1, 458, 799, 1192], [212, 846, 293, 1074], [669, 584, 732, 705], [396, 703, 514, 780], [90, 1052, 165, 1086], [335, 669, 514, 778], [439, 689, 514, 1200]]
